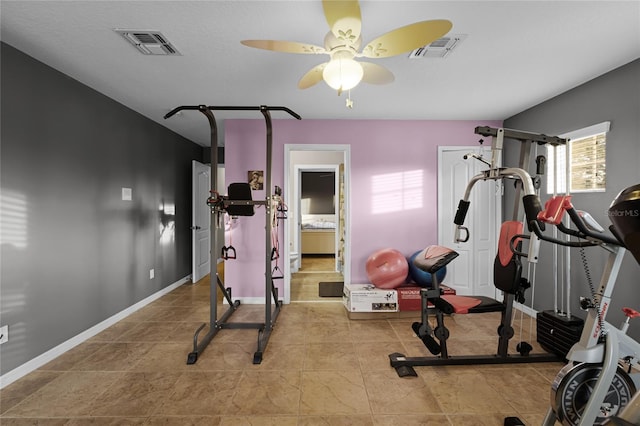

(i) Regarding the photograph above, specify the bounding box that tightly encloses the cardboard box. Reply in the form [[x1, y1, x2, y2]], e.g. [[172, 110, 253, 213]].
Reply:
[[343, 283, 398, 312], [441, 285, 456, 295], [396, 285, 457, 311], [396, 286, 422, 311], [347, 310, 421, 320]]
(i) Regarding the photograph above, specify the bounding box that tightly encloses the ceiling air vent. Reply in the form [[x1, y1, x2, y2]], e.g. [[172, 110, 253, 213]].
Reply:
[[114, 30, 181, 56], [409, 34, 466, 59]]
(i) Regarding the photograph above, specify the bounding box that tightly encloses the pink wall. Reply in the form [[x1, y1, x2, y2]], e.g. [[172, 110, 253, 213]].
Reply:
[[224, 119, 502, 297]]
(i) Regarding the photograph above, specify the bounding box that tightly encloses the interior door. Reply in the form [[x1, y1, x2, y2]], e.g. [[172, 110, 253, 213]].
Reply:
[[192, 160, 211, 283], [438, 147, 500, 297]]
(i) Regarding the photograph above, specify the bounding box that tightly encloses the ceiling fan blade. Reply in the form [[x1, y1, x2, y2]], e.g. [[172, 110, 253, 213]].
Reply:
[[360, 62, 394, 85], [322, 0, 362, 44], [298, 63, 328, 89], [241, 39, 326, 54], [361, 19, 453, 58]]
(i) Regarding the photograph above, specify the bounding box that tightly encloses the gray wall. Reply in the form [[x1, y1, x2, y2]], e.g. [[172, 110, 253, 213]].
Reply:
[[0, 43, 203, 375], [504, 59, 640, 339]]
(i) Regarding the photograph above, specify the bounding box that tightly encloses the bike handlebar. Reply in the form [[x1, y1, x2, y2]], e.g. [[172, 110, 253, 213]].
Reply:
[[528, 196, 623, 248], [565, 207, 621, 246]]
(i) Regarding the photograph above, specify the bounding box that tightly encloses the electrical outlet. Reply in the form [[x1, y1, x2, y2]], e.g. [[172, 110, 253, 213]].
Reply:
[[0, 325, 8, 344], [149, 269, 154, 279]]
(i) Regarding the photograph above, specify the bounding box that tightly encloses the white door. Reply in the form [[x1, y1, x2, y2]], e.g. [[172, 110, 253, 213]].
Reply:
[[192, 160, 211, 283], [438, 147, 501, 298]]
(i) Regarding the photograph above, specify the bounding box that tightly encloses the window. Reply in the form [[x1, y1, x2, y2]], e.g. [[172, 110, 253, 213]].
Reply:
[[546, 122, 609, 194]]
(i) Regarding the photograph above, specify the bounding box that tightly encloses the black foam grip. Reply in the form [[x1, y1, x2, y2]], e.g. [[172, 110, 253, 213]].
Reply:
[[536, 155, 546, 175], [522, 195, 545, 232], [454, 200, 471, 225], [431, 297, 454, 315], [412, 322, 441, 355], [421, 334, 442, 355], [411, 322, 423, 337]]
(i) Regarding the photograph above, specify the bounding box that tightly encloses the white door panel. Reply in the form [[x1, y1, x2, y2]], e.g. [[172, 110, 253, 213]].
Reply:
[[450, 250, 472, 292], [192, 160, 211, 282], [438, 147, 500, 298]]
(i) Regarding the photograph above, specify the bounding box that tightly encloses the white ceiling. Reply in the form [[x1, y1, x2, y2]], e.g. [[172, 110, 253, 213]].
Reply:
[[2, 1, 639, 146]]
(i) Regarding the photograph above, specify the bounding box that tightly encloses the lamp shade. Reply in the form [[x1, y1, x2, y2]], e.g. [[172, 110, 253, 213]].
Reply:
[[322, 57, 364, 91]]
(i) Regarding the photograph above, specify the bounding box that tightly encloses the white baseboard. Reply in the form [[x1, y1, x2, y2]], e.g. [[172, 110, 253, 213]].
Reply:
[[235, 297, 285, 305], [0, 275, 191, 389], [513, 301, 538, 318]]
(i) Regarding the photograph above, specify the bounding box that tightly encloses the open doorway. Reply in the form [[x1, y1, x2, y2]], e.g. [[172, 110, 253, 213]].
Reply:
[[297, 167, 338, 273], [284, 145, 350, 303]]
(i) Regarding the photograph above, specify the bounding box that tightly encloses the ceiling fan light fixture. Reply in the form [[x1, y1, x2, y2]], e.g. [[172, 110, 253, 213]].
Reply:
[[322, 57, 363, 92], [241, 0, 453, 97]]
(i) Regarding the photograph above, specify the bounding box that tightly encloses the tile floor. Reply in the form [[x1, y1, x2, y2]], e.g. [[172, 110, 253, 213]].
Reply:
[[0, 259, 564, 425], [291, 255, 343, 302]]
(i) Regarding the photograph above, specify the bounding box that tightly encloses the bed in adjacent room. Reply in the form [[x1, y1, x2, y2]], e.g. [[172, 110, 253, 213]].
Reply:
[[301, 214, 336, 254]]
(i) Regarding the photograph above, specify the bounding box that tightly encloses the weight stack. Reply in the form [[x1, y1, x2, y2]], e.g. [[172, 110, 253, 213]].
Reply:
[[536, 310, 584, 358]]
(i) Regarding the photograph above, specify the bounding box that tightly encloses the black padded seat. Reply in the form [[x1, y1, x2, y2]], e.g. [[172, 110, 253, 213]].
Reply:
[[464, 296, 506, 313], [494, 221, 524, 294], [227, 183, 255, 217], [437, 294, 505, 314], [413, 246, 459, 274]]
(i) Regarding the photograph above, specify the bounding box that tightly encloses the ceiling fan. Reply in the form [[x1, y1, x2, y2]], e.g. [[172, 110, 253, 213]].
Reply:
[[241, 0, 452, 102]]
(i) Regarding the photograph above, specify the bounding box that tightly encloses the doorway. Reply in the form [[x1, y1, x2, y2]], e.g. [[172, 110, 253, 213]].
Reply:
[[284, 145, 350, 303], [296, 166, 338, 272]]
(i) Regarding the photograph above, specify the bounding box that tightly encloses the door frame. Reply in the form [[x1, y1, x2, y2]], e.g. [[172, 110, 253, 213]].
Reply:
[[284, 144, 351, 304], [294, 164, 340, 271]]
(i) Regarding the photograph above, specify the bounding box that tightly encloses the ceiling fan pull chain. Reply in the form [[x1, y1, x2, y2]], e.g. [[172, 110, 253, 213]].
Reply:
[[346, 90, 354, 109]]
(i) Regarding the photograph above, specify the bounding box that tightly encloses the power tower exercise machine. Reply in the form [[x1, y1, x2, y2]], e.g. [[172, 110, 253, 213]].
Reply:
[[390, 126, 567, 376], [165, 104, 301, 364]]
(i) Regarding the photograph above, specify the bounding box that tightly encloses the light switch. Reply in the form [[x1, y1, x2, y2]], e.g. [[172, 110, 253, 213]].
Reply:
[[122, 187, 132, 201]]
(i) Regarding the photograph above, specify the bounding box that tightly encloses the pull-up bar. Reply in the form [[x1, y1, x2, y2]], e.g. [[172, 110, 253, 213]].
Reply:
[[165, 104, 301, 365], [164, 104, 301, 120]]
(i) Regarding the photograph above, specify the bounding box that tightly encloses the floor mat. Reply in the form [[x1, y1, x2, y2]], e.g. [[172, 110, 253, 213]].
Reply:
[[318, 282, 344, 297]]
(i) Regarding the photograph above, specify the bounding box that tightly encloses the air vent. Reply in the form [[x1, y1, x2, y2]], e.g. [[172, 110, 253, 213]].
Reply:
[[409, 34, 466, 59], [114, 29, 181, 56]]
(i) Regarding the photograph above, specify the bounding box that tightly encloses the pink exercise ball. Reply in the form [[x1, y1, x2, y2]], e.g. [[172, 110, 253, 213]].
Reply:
[[365, 248, 409, 289]]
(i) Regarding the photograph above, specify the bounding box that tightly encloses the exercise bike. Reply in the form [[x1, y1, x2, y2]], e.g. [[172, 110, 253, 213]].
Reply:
[[508, 184, 640, 425]]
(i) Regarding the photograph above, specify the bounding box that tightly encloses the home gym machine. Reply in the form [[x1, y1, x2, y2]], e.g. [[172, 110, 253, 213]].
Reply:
[[390, 127, 566, 376], [164, 104, 301, 364]]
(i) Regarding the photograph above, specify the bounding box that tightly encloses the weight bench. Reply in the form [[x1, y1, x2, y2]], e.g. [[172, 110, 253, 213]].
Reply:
[[390, 221, 561, 377]]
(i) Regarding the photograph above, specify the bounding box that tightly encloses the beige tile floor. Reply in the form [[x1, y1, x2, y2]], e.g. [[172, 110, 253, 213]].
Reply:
[[1, 257, 564, 425], [291, 255, 343, 302]]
